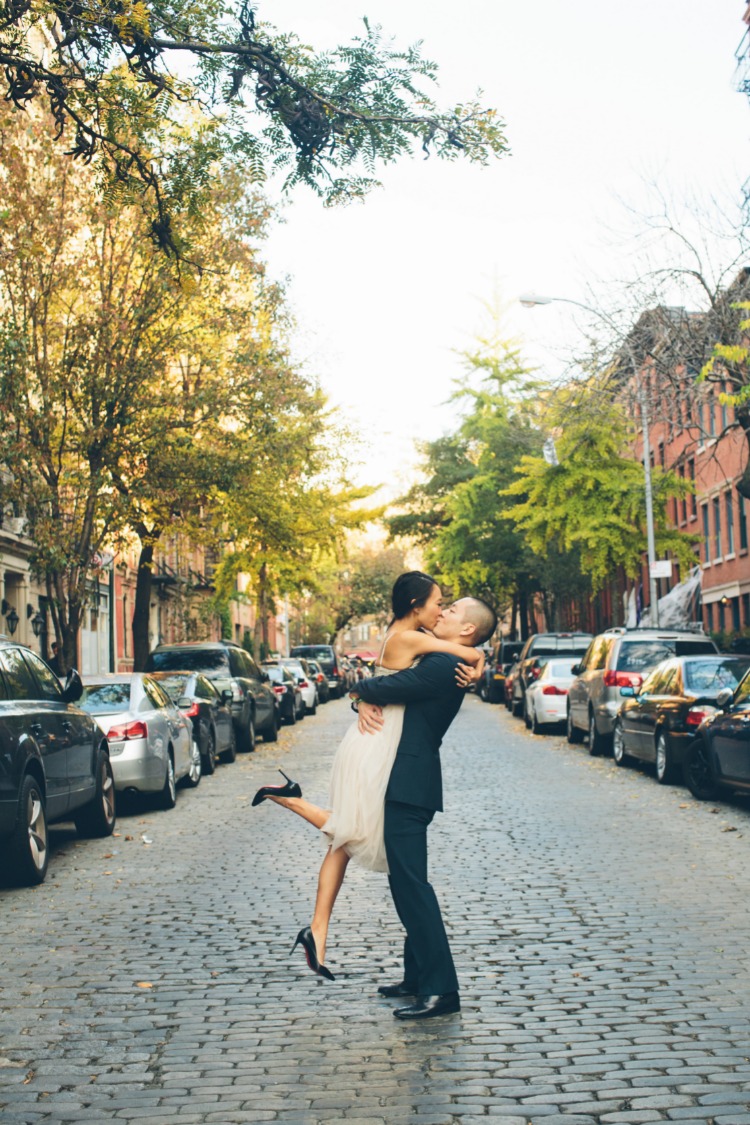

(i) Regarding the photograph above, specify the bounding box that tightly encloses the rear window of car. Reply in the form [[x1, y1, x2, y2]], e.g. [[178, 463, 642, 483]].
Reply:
[[147, 648, 230, 673], [80, 683, 132, 712], [152, 675, 189, 701], [291, 646, 334, 664], [263, 666, 285, 684], [547, 660, 577, 678], [685, 659, 750, 693], [617, 638, 715, 672], [530, 637, 591, 656]]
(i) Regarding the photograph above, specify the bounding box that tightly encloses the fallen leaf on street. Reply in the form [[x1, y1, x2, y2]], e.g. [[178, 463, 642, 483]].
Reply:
[[722, 825, 737, 832], [135, 982, 153, 989]]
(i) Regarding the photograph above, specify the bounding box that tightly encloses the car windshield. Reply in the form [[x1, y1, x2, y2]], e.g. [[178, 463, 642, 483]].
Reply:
[[148, 649, 229, 673], [685, 659, 750, 694], [80, 682, 132, 712], [151, 674, 189, 701], [263, 666, 286, 684], [292, 647, 332, 661]]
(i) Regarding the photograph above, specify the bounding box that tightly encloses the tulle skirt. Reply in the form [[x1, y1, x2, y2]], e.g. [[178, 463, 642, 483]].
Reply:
[[321, 703, 405, 873]]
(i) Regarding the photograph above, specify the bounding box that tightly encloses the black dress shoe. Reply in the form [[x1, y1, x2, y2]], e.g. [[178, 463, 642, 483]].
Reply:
[[377, 981, 418, 998], [393, 992, 460, 1020]]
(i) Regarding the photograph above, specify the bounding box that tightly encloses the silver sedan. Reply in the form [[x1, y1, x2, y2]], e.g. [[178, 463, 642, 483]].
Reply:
[[79, 674, 196, 809]]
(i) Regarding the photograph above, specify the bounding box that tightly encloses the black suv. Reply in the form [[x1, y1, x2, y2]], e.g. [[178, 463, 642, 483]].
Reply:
[[145, 641, 277, 750], [480, 639, 523, 703], [0, 643, 116, 886], [511, 632, 594, 720], [290, 645, 346, 698]]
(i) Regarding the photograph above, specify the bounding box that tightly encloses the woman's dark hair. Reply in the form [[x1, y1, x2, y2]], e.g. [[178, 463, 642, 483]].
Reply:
[[390, 571, 438, 624]]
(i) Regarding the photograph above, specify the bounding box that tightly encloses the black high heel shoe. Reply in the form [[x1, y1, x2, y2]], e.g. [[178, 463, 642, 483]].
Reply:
[[251, 770, 302, 807], [292, 926, 335, 981]]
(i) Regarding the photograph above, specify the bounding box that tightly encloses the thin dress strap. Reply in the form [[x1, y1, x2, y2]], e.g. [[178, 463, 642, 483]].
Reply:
[[377, 632, 392, 669]]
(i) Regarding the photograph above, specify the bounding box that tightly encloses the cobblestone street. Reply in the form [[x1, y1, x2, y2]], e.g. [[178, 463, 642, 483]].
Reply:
[[1, 694, 750, 1125]]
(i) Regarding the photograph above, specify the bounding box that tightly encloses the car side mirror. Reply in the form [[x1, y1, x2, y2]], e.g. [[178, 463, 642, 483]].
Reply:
[[177, 696, 193, 709], [716, 686, 734, 710], [619, 685, 635, 698], [61, 668, 83, 703], [221, 689, 233, 704], [571, 663, 582, 676]]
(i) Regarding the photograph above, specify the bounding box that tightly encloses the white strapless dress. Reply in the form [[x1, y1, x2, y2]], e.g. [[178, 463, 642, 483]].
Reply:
[[320, 665, 408, 873]]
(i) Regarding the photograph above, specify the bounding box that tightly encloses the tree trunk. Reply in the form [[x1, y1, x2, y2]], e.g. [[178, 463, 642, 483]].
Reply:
[[510, 591, 518, 639], [132, 539, 155, 672], [518, 588, 529, 640]]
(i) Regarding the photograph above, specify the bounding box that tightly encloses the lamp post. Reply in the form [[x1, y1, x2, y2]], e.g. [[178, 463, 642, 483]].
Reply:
[[519, 293, 660, 626]]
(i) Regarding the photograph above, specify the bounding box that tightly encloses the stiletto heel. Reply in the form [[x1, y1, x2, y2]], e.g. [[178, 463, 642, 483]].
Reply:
[[292, 926, 335, 981], [251, 770, 302, 807]]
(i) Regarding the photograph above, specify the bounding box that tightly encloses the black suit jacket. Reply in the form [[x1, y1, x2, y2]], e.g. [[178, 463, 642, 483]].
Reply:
[[356, 653, 465, 812]]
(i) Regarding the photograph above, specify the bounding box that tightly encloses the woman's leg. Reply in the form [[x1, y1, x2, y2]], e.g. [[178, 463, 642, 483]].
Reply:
[[310, 846, 350, 965], [265, 794, 330, 830]]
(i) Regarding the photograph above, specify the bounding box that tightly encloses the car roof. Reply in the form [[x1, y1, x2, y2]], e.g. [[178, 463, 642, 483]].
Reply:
[[151, 640, 238, 650]]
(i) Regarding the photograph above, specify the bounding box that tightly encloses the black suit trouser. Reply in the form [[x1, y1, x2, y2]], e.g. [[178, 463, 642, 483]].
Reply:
[[384, 799, 459, 996]]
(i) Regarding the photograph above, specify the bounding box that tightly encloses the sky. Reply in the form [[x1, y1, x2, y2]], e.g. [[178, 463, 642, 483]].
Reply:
[[260, 1, 749, 500]]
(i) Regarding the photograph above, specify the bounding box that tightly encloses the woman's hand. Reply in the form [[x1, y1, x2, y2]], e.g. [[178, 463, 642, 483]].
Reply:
[[455, 662, 482, 689]]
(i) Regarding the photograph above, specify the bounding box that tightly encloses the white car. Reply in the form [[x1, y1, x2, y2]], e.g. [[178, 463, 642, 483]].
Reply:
[[279, 658, 318, 715], [524, 659, 578, 734], [79, 674, 197, 808]]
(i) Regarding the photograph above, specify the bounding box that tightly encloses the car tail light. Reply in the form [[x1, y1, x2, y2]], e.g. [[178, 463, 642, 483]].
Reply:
[[107, 720, 148, 741], [604, 670, 643, 688], [298, 680, 309, 689], [273, 685, 287, 696], [529, 666, 542, 682], [687, 705, 716, 727], [183, 702, 200, 717], [229, 679, 244, 702], [316, 673, 325, 683], [542, 685, 568, 696]]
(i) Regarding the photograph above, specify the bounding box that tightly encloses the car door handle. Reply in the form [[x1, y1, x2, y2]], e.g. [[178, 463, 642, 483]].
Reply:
[[30, 722, 43, 735]]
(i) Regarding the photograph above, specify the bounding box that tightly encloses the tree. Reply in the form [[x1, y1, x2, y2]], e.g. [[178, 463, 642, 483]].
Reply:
[[2, 7, 508, 252], [294, 544, 409, 645], [502, 378, 697, 592]]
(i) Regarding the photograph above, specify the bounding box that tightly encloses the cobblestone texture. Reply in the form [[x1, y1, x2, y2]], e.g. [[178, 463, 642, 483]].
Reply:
[[1, 697, 750, 1124]]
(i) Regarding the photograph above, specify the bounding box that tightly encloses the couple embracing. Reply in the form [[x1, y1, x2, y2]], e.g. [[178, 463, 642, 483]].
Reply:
[[253, 571, 496, 1020]]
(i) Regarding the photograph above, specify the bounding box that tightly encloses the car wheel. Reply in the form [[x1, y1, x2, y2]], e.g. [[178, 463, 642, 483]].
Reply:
[[504, 693, 512, 712], [237, 713, 256, 752], [8, 774, 49, 886], [158, 752, 177, 809], [308, 695, 317, 716], [511, 692, 523, 718], [655, 731, 675, 785], [523, 694, 533, 729], [264, 709, 279, 743], [588, 710, 605, 756], [683, 737, 719, 800], [201, 727, 217, 775], [530, 704, 543, 735], [612, 720, 629, 768], [74, 748, 117, 837], [566, 706, 584, 744], [285, 701, 296, 726], [219, 726, 237, 764], [183, 740, 202, 788]]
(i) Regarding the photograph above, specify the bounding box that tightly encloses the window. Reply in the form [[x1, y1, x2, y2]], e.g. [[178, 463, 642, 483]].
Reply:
[[740, 495, 748, 551], [707, 395, 716, 437], [80, 682, 132, 713], [702, 503, 711, 564], [721, 392, 729, 433], [733, 598, 741, 631], [726, 492, 735, 555], [679, 465, 686, 524], [718, 600, 726, 630], [23, 652, 63, 701], [705, 603, 713, 631], [688, 459, 696, 517], [0, 648, 41, 699], [743, 593, 750, 626], [713, 496, 722, 560]]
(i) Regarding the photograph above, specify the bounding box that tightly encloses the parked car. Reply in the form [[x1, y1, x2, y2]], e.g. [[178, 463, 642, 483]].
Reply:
[[0, 644, 116, 886], [480, 639, 523, 703], [512, 633, 593, 721], [524, 658, 578, 733], [262, 663, 304, 724], [567, 628, 719, 755], [306, 659, 331, 704], [145, 641, 278, 749], [683, 666, 750, 800], [149, 671, 237, 771], [612, 654, 750, 783], [290, 645, 346, 698], [80, 673, 195, 807], [280, 657, 318, 714]]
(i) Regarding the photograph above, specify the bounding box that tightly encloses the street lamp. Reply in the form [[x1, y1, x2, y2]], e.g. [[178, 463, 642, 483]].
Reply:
[[519, 292, 660, 626], [31, 610, 46, 638], [5, 606, 19, 635]]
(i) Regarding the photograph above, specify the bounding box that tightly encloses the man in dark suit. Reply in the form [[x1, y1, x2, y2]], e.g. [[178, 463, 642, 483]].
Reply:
[[351, 596, 497, 1020]]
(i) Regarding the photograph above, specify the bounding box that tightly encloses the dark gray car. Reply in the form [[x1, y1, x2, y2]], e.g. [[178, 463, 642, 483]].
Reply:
[[145, 641, 278, 750]]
